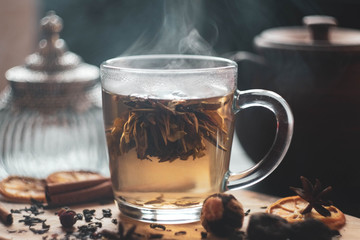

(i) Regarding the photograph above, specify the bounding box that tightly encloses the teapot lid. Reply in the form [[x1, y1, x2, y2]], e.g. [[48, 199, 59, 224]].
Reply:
[[255, 15, 360, 51], [5, 11, 99, 86]]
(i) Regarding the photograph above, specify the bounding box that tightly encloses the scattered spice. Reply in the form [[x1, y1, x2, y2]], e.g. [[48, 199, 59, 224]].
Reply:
[[174, 230, 187, 236], [17, 214, 50, 235], [70, 222, 103, 239], [19, 215, 46, 227], [10, 209, 21, 214], [11, 199, 45, 216], [150, 223, 166, 231], [95, 208, 112, 220], [83, 208, 96, 222], [290, 176, 333, 217], [6, 200, 125, 239], [42, 221, 50, 229], [57, 208, 77, 228], [29, 226, 50, 235], [76, 213, 83, 220], [78, 222, 102, 233], [83, 208, 96, 215], [102, 208, 112, 218]]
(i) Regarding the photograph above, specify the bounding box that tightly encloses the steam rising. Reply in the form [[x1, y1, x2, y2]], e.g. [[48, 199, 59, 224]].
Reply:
[[121, 0, 217, 57], [105, 1, 233, 99]]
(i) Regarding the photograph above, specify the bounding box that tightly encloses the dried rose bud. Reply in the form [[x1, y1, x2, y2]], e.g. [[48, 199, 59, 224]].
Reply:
[[200, 193, 244, 237], [57, 208, 77, 228]]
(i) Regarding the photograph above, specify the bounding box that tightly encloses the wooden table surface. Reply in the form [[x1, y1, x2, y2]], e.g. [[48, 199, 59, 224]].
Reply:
[[0, 189, 359, 240]]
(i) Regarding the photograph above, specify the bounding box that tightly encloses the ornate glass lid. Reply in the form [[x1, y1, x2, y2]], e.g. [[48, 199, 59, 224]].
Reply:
[[5, 11, 99, 86]]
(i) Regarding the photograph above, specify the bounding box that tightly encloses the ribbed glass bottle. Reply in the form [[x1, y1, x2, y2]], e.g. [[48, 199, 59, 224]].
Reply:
[[0, 86, 108, 178]]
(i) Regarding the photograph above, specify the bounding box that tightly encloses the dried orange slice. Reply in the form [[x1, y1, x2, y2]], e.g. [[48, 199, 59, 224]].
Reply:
[[266, 195, 346, 230], [46, 171, 104, 184], [0, 176, 46, 203]]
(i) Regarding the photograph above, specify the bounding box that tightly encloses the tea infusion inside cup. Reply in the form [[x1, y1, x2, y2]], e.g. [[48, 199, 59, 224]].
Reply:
[[100, 55, 293, 223]]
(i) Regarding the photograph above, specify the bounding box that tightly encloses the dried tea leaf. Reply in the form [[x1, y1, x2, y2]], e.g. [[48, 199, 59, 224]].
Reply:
[[144, 195, 165, 205], [107, 96, 231, 162]]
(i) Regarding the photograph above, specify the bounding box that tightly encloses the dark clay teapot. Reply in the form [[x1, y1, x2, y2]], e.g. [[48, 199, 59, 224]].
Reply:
[[230, 15, 360, 217]]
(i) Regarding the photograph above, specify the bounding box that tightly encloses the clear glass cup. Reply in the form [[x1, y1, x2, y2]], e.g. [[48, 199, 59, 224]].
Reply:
[[100, 54, 293, 223]]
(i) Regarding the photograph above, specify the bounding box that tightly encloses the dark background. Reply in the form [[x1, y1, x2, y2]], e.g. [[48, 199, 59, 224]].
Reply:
[[40, 0, 360, 217], [41, 0, 360, 65]]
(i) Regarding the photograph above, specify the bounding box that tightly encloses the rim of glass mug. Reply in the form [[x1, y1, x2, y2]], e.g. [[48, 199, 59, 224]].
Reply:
[[100, 54, 238, 99], [100, 54, 237, 73]]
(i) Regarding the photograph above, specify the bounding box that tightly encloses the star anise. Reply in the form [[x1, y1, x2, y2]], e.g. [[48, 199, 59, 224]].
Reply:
[[290, 176, 333, 217]]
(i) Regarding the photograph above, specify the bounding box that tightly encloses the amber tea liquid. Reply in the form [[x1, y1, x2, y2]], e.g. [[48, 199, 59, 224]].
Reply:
[[102, 90, 235, 215]]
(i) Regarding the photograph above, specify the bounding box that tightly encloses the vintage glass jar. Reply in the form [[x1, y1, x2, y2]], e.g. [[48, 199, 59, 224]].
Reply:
[[0, 12, 108, 178]]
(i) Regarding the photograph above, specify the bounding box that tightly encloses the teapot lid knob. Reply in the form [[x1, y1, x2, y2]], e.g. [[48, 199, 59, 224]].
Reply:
[[303, 15, 337, 42]]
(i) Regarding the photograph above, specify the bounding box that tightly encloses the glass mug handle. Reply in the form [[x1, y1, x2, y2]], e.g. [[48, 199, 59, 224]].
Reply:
[[223, 89, 294, 191]]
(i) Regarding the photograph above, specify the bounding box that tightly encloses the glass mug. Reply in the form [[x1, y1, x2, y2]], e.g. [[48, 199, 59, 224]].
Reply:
[[100, 55, 293, 223]]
